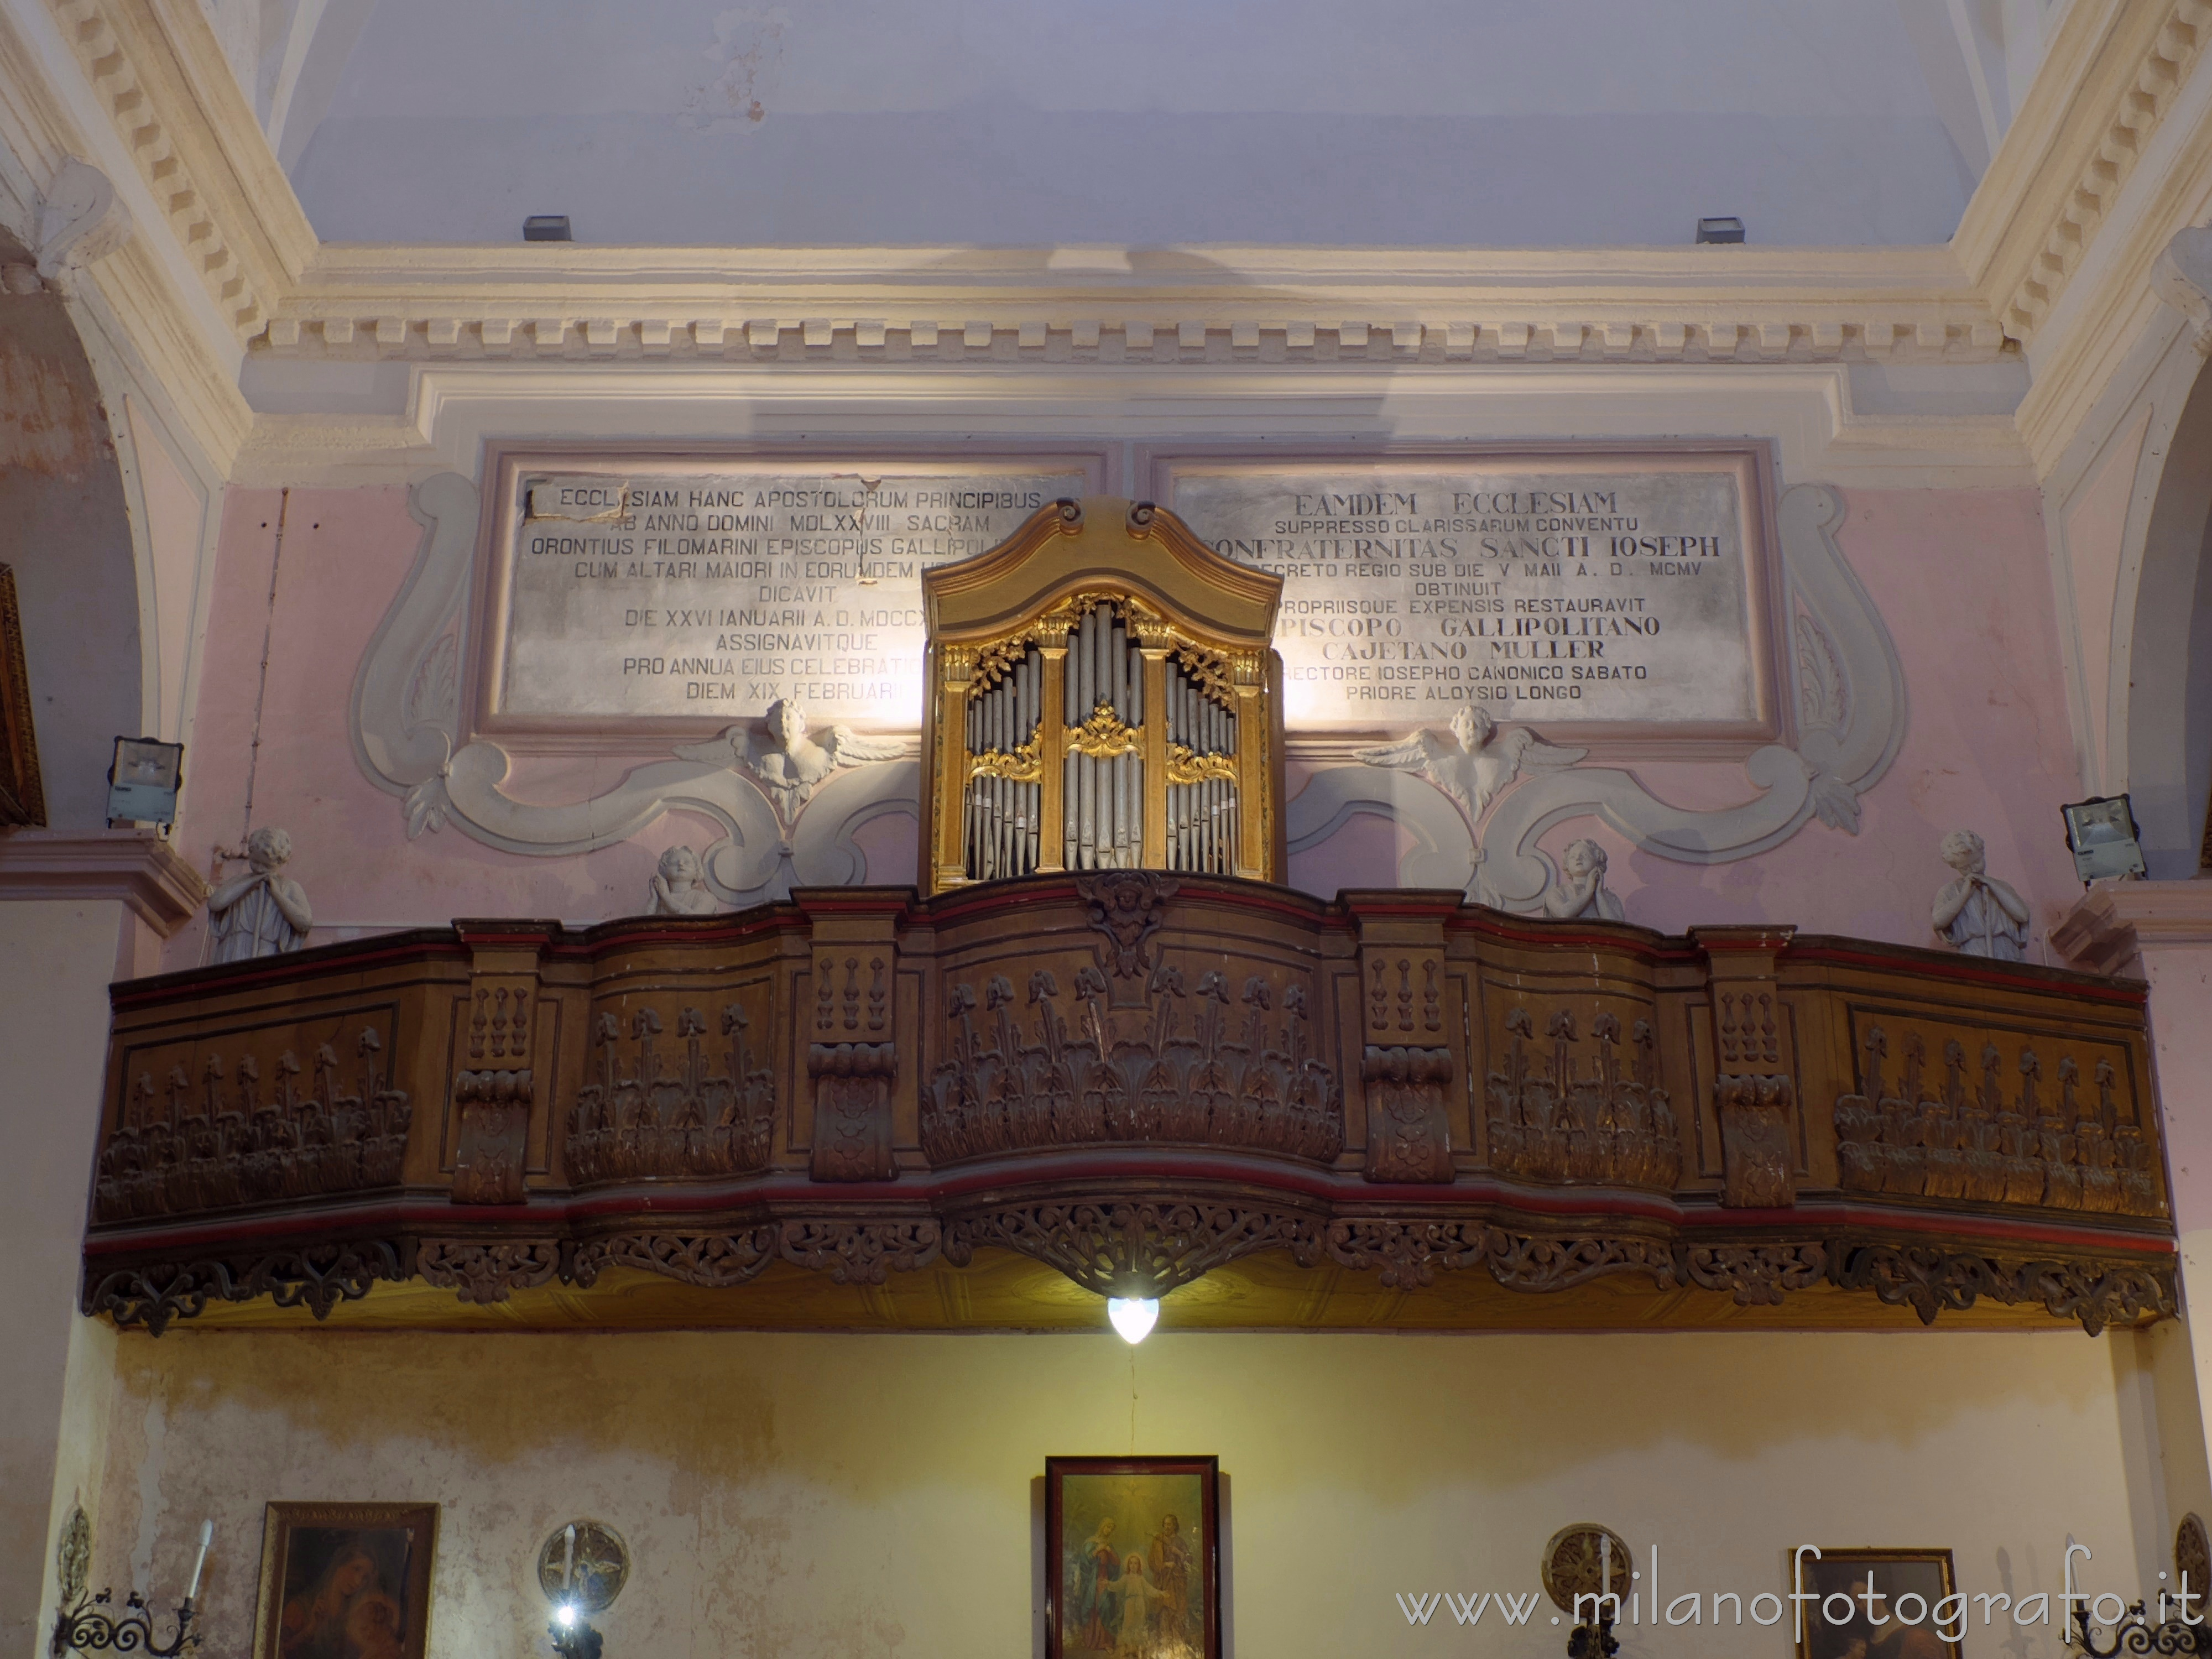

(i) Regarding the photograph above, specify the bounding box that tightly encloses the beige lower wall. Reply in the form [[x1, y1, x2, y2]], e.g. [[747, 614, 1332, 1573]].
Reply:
[[79, 1323, 2184, 1659]]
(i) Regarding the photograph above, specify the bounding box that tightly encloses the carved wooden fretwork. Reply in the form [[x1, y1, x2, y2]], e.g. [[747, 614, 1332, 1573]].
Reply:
[[925, 961, 1342, 1164], [1834, 1024, 2161, 1217], [565, 1003, 775, 1185], [94, 1028, 410, 1223], [84, 1239, 405, 1334], [945, 1199, 1325, 1297], [568, 1228, 780, 1289], [1681, 1241, 1828, 1305], [777, 1218, 942, 1284], [418, 1238, 560, 1305], [1829, 1242, 2176, 1337], [1484, 1007, 1682, 1190]]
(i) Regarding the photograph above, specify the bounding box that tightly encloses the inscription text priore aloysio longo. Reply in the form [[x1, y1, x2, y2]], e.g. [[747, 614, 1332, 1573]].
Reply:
[[498, 471, 1086, 726], [1170, 468, 1763, 733]]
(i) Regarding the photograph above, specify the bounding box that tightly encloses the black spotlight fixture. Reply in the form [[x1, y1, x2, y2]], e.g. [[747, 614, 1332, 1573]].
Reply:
[[523, 215, 572, 242], [1696, 216, 1746, 244]]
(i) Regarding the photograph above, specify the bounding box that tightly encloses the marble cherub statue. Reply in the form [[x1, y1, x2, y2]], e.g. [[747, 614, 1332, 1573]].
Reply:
[[672, 698, 906, 818], [1354, 705, 1585, 828], [1931, 828, 2030, 961], [1542, 837, 1626, 921], [647, 845, 722, 916], [205, 825, 313, 962]]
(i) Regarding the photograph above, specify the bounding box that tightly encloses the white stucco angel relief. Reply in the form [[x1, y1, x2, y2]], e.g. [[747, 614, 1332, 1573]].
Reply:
[[1353, 706, 1585, 836], [673, 698, 908, 819]]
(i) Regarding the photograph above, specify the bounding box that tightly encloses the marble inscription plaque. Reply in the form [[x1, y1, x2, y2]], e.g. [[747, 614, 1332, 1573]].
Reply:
[[1168, 458, 1773, 734], [494, 467, 1086, 726]]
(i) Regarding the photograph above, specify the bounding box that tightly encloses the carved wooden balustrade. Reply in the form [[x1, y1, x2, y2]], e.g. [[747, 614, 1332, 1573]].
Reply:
[[80, 878, 2175, 1335]]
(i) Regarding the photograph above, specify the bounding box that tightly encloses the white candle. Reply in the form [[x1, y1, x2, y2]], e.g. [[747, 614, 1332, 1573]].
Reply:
[[1599, 1534, 1611, 1609], [185, 1519, 212, 1601], [562, 1524, 576, 1590]]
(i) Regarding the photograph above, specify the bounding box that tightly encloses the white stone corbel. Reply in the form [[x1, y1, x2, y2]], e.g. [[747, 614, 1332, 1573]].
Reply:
[[34, 159, 133, 285], [2150, 225, 2212, 354]]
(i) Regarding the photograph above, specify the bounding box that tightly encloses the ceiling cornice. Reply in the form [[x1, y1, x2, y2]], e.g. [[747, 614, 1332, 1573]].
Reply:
[[11, 0, 2212, 488], [42, 0, 313, 336], [254, 242, 2008, 368], [1955, 0, 2211, 343]]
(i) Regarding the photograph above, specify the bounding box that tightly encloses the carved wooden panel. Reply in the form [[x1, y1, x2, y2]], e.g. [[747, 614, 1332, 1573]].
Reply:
[[85, 883, 2175, 1335], [563, 994, 778, 1184], [1479, 999, 1681, 1191], [98, 1008, 411, 1223], [1832, 1007, 2161, 1217]]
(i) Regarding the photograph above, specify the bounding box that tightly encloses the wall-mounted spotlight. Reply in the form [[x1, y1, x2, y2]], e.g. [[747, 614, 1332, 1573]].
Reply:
[[523, 215, 572, 242], [2061, 794, 2147, 883], [107, 735, 182, 830], [1108, 1296, 1159, 1343], [1696, 216, 1746, 244]]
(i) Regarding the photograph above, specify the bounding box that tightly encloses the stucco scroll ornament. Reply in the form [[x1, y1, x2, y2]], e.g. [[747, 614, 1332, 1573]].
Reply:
[[1288, 483, 1905, 913], [349, 475, 919, 906], [671, 698, 908, 821], [34, 159, 133, 285]]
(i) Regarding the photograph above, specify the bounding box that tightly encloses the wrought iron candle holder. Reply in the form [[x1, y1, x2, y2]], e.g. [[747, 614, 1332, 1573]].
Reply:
[[49, 1590, 197, 1658], [2068, 1596, 2209, 1657]]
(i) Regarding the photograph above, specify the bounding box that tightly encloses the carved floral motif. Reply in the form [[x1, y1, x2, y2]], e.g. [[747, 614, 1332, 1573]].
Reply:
[[925, 962, 1342, 1163], [1078, 870, 1178, 977], [945, 1199, 1324, 1296], [568, 1228, 779, 1289], [95, 1029, 410, 1222], [566, 1003, 775, 1185], [84, 1240, 404, 1334], [418, 1239, 559, 1305], [1833, 1026, 2159, 1215], [1484, 1007, 1682, 1190]]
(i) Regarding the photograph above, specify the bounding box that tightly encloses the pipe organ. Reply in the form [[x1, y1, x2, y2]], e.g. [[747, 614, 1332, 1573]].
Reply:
[[923, 498, 1285, 891]]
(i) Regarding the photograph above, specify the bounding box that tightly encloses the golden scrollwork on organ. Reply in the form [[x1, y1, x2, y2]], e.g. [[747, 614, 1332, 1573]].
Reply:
[[920, 498, 1286, 891]]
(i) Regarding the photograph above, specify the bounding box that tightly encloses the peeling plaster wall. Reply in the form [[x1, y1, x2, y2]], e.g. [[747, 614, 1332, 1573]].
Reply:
[[86, 1325, 2176, 1659]]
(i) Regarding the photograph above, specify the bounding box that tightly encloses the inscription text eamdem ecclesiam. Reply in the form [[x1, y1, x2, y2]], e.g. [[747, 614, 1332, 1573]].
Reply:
[[1169, 458, 1772, 735]]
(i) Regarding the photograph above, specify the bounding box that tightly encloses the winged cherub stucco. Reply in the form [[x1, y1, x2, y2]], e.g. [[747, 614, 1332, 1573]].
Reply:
[[672, 699, 909, 819]]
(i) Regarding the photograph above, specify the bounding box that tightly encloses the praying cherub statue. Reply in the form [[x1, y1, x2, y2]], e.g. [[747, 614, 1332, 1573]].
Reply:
[[647, 845, 722, 916], [205, 826, 313, 962], [1931, 828, 2030, 960], [1542, 837, 1626, 922]]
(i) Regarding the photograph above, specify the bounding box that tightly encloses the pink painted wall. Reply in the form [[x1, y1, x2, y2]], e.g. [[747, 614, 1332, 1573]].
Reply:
[[2064, 410, 2151, 792], [165, 482, 2080, 969]]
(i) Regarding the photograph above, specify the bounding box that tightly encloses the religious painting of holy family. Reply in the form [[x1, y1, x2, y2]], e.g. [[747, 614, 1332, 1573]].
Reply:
[[1795, 1549, 1963, 1659], [1046, 1456, 1220, 1659], [251, 1502, 439, 1659]]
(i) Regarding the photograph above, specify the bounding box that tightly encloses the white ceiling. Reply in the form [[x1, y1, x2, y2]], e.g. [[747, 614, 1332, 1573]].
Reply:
[[203, 0, 2067, 248]]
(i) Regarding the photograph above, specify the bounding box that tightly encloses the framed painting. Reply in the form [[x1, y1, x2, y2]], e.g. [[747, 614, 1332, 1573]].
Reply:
[[252, 1502, 439, 1659], [0, 565, 45, 827], [1794, 1548, 1963, 1659], [1046, 1455, 1219, 1659]]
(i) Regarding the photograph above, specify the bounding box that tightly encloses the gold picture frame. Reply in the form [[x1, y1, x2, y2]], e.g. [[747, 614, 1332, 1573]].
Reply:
[[252, 1501, 439, 1659], [0, 565, 46, 826], [1794, 1548, 1963, 1659]]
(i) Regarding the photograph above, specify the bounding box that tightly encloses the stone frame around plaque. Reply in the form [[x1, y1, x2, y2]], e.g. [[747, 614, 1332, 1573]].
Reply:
[[1141, 440, 1792, 761], [465, 443, 1111, 754]]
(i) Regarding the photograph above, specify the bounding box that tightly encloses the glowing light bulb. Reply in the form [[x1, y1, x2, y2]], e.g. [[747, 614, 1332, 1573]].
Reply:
[[556, 1604, 577, 1629], [1108, 1297, 1159, 1343]]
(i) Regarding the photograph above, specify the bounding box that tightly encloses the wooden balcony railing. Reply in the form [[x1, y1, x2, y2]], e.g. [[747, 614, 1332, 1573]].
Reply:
[[81, 874, 2175, 1335]]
